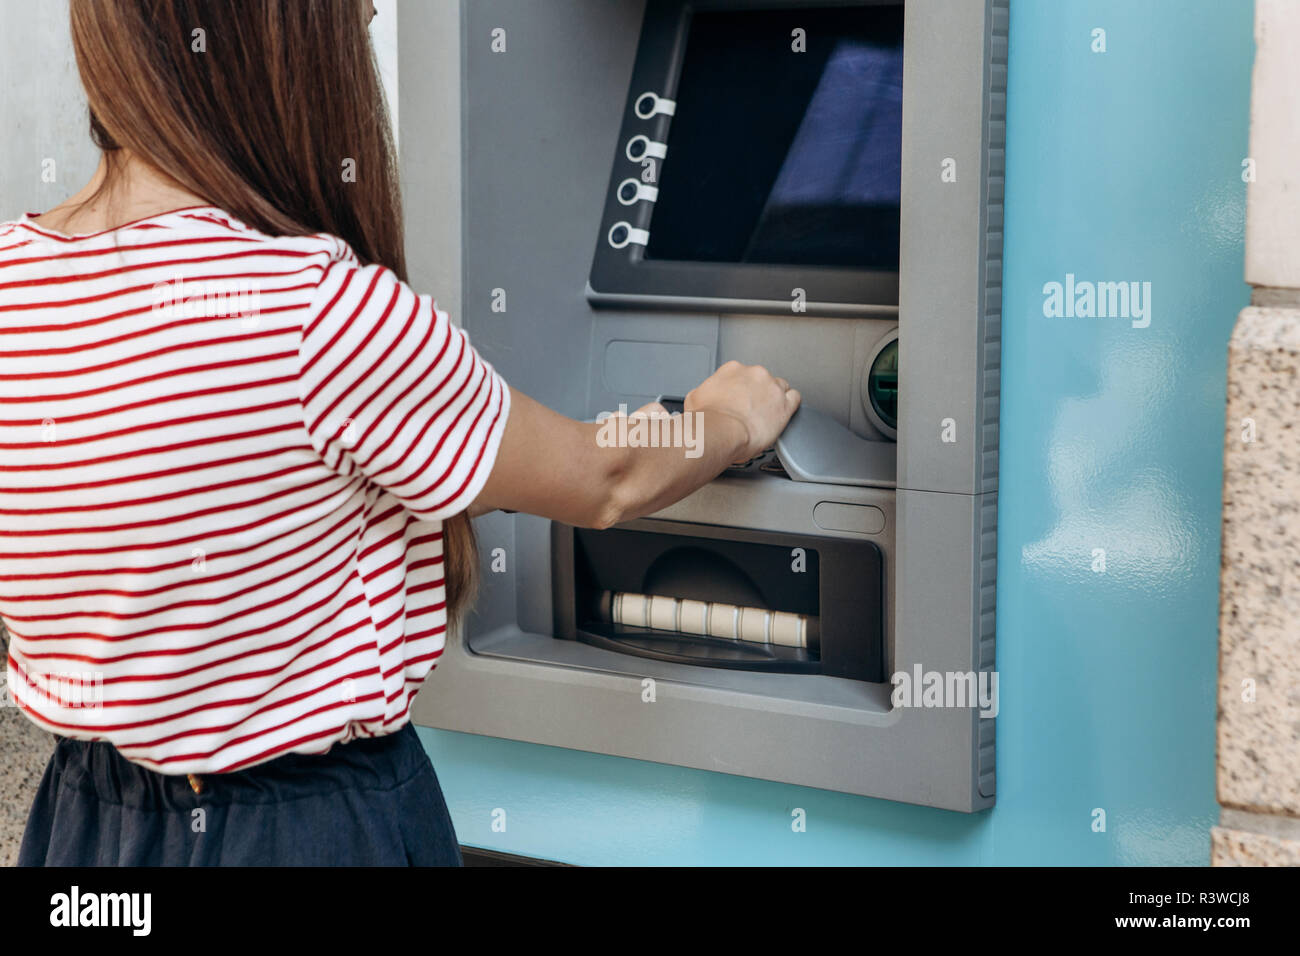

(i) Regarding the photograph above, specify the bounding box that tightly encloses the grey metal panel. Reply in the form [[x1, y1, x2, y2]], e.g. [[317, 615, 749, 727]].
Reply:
[[404, 0, 1002, 812], [895, 0, 1006, 496], [416, 485, 990, 810], [892, 487, 997, 809], [418, 631, 991, 809], [586, 312, 718, 418], [467, 623, 895, 709], [585, 285, 901, 319], [513, 513, 555, 637], [473, 511, 520, 629], [458, 0, 647, 419], [715, 314, 890, 434], [774, 404, 897, 487]]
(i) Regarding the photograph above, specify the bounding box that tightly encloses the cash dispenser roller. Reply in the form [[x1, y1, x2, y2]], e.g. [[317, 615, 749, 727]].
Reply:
[[404, 0, 1006, 811]]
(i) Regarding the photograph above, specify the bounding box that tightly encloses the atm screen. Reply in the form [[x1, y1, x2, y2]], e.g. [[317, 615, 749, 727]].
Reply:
[[644, 5, 904, 270]]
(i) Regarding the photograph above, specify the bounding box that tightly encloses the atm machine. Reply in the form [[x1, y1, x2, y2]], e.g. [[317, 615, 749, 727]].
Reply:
[[405, 0, 1006, 812]]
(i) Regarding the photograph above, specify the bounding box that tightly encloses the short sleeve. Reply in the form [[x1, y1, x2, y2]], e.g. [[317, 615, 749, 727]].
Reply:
[[299, 258, 511, 522]]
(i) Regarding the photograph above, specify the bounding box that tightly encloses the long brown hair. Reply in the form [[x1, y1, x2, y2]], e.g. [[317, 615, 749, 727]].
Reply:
[[69, 0, 479, 621]]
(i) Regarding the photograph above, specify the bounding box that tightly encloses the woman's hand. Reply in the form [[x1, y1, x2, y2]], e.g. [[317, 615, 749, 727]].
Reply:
[[684, 360, 801, 463], [471, 366, 800, 530]]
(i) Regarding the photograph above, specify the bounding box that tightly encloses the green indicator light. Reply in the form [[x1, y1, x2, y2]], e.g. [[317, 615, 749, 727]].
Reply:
[[867, 339, 898, 431]]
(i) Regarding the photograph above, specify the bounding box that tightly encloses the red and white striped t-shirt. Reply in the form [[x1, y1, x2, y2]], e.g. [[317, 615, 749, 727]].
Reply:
[[0, 205, 510, 774]]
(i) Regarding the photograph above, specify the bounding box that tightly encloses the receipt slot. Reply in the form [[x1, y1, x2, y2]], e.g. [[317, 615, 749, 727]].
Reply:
[[403, 0, 1006, 812]]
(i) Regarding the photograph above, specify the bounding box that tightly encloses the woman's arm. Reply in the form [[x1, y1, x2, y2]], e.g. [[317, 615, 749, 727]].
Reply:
[[472, 361, 800, 529]]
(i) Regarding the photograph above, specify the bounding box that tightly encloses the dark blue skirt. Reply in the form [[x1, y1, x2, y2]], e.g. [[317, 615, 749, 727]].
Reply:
[[17, 722, 462, 866]]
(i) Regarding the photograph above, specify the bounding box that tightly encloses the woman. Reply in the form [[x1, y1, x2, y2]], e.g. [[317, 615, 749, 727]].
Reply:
[[0, 0, 798, 866]]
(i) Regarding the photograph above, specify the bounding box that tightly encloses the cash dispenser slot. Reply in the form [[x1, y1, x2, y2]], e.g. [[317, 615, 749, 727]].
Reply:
[[552, 521, 884, 682]]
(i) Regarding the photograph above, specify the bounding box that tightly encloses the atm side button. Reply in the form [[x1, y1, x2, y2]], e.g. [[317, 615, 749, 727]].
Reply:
[[812, 501, 886, 535]]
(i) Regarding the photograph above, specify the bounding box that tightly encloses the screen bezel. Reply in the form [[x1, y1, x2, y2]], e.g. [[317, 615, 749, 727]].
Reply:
[[587, 0, 904, 317]]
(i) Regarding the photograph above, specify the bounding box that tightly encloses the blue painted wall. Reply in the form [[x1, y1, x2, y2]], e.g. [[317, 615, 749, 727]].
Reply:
[[418, 0, 1255, 865]]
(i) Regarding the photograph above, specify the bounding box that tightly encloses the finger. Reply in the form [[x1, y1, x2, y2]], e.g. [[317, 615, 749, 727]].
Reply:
[[773, 376, 790, 392], [785, 388, 802, 411], [630, 401, 669, 419]]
